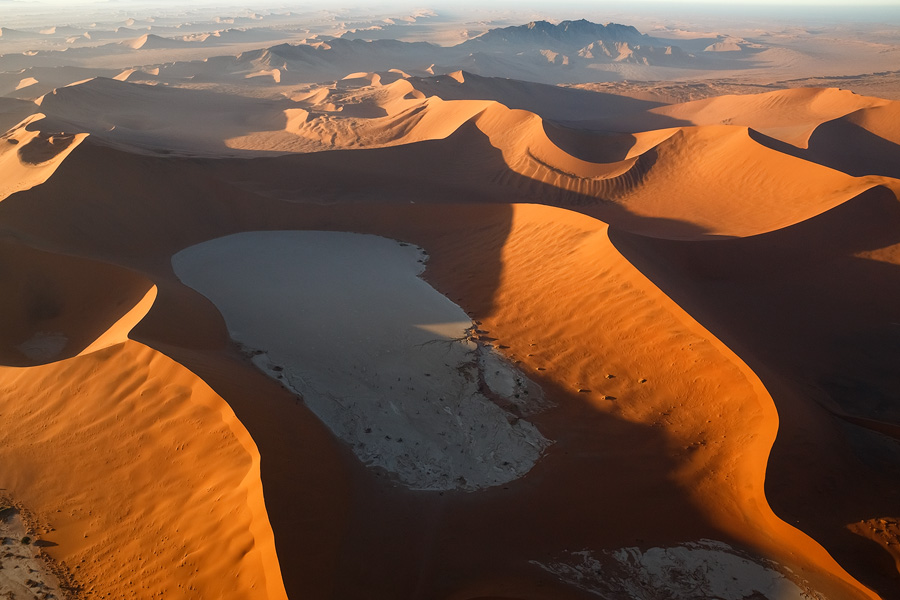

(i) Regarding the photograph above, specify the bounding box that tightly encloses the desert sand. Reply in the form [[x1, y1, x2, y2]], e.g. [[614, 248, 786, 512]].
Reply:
[[1, 3, 899, 600]]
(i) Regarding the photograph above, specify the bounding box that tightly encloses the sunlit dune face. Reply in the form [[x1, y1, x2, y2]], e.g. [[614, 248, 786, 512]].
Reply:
[[0, 4, 899, 599]]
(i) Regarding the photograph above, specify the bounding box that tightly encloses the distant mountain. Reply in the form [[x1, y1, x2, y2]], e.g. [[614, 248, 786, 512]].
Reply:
[[461, 19, 650, 51], [0, 17, 757, 91], [451, 19, 696, 72], [578, 40, 693, 65]]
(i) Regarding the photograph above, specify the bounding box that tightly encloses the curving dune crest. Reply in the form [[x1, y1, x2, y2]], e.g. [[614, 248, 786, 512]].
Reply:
[[0, 238, 153, 365], [1, 52, 899, 600], [0, 114, 85, 201], [632, 87, 889, 147], [0, 342, 287, 600]]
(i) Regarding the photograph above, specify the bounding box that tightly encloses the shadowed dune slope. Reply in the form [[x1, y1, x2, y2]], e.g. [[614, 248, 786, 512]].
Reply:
[[844, 102, 900, 146], [804, 102, 900, 179], [586, 87, 889, 147], [610, 184, 900, 598], [0, 237, 154, 366], [0, 97, 38, 131], [35, 77, 293, 155], [0, 114, 86, 201]]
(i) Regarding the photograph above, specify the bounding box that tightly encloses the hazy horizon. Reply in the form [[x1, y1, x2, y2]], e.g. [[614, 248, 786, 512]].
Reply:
[[1, 1, 899, 30]]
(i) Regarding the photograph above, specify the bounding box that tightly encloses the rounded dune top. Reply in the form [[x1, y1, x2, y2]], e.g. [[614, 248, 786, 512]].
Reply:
[[606, 124, 878, 238], [0, 114, 87, 201], [642, 87, 888, 147], [843, 101, 900, 145]]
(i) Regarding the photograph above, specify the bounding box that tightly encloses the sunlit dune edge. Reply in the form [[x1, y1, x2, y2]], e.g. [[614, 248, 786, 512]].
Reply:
[[0, 335, 286, 599]]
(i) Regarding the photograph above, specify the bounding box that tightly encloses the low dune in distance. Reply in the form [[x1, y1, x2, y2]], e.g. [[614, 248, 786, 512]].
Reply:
[[1, 8, 900, 600]]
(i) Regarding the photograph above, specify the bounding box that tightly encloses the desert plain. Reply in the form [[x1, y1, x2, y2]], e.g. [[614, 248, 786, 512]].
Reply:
[[0, 1, 899, 599]]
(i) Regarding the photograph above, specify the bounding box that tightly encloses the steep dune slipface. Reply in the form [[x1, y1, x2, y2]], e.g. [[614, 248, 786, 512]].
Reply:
[[0, 114, 86, 201], [609, 185, 900, 597], [802, 102, 900, 179], [0, 341, 286, 600], [597, 87, 889, 147], [0, 239, 155, 365]]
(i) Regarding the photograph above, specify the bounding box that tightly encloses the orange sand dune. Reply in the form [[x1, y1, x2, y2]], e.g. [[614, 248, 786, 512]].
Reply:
[[801, 101, 900, 179], [0, 114, 86, 201], [0, 123, 884, 597], [610, 184, 900, 596], [22, 77, 890, 242], [601, 124, 883, 238], [2, 68, 899, 599], [649, 87, 888, 147], [0, 341, 286, 599], [0, 237, 152, 366], [843, 101, 900, 146], [194, 114, 880, 239], [590, 87, 889, 147], [116, 202, 890, 599]]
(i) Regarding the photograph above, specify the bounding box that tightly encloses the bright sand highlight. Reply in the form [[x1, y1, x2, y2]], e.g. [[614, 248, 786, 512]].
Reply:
[[173, 231, 549, 491]]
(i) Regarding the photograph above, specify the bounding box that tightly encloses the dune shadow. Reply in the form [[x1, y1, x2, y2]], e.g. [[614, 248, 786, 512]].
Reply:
[[608, 184, 900, 597], [15, 131, 77, 164], [541, 122, 644, 163], [0, 237, 154, 367], [749, 124, 900, 179], [32, 77, 295, 157]]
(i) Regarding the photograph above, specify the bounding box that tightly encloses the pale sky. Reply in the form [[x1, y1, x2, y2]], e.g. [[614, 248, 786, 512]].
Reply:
[[1, 0, 898, 30]]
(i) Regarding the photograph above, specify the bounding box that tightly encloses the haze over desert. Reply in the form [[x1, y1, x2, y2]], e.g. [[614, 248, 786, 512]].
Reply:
[[1, 1, 899, 599]]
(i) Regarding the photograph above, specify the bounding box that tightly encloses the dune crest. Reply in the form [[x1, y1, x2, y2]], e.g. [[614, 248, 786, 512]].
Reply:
[[0, 114, 86, 201], [637, 87, 889, 147], [77, 285, 158, 356], [0, 342, 287, 599], [0, 239, 154, 366]]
